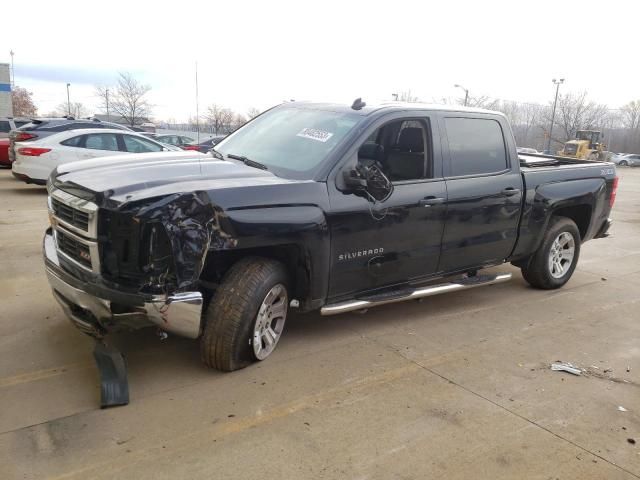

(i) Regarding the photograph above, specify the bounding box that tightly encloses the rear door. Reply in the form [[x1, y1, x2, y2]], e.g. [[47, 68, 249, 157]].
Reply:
[[77, 133, 124, 160], [437, 114, 523, 272]]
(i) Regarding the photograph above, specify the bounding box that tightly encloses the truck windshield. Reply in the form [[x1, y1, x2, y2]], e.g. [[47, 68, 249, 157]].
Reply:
[[214, 106, 362, 178]]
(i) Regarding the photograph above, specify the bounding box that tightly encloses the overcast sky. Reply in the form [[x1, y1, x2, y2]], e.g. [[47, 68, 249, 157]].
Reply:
[[1, 0, 638, 121]]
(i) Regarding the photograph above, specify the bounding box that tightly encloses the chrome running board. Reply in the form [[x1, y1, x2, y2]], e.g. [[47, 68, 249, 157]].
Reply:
[[320, 273, 512, 316]]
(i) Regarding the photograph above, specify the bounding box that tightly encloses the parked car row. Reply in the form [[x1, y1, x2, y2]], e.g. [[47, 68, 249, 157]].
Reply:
[[611, 153, 640, 167], [155, 134, 226, 153], [1, 115, 225, 181], [11, 128, 187, 184], [0, 117, 32, 138]]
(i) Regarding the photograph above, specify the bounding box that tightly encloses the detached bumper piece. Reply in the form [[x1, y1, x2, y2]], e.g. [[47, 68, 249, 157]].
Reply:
[[94, 341, 130, 408]]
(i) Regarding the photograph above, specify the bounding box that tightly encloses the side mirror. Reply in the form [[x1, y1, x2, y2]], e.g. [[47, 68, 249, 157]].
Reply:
[[342, 164, 393, 202], [342, 168, 368, 189]]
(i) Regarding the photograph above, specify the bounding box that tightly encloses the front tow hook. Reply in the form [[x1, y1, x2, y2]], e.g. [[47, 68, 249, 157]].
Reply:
[[93, 340, 130, 408]]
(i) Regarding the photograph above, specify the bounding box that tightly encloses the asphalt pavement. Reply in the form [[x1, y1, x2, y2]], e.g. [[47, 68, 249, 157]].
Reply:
[[0, 167, 638, 479]]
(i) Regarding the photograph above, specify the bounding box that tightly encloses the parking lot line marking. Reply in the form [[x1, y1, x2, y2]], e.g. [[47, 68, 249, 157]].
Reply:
[[0, 363, 91, 388], [45, 362, 423, 480]]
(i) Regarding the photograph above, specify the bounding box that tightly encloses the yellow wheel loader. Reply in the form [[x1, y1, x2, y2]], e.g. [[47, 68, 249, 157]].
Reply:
[[559, 130, 607, 160]]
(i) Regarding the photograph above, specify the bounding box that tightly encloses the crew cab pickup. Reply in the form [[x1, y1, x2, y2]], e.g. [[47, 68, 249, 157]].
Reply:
[[43, 101, 617, 404]]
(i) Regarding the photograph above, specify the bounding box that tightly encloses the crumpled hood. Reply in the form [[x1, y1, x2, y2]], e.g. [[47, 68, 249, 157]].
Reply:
[[53, 151, 297, 204]]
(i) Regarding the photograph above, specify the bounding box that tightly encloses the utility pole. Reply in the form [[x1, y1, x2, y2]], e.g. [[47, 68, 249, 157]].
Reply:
[[546, 78, 565, 154], [9, 50, 15, 87], [195, 61, 200, 143], [105, 88, 110, 122], [66, 83, 71, 117], [454, 84, 469, 106]]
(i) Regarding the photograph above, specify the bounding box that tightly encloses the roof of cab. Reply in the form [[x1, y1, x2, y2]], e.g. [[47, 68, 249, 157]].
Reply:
[[284, 101, 503, 117]]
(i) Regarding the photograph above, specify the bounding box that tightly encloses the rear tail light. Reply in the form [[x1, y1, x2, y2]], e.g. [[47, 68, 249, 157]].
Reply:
[[15, 132, 37, 141], [182, 145, 200, 151], [609, 177, 619, 207], [18, 147, 52, 157]]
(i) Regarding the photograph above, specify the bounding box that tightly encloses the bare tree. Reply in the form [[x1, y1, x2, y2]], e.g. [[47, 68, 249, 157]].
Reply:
[[465, 95, 500, 110], [205, 104, 234, 134], [231, 113, 247, 132], [620, 100, 640, 130], [94, 85, 111, 119], [497, 101, 546, 148], [55, 101, 89, 119], [541, 92, 608, 145], [396, 90, 419, 102], [95, 72, 152, 127], [246, 107, 261, 119], [11, 86, 37, 117]]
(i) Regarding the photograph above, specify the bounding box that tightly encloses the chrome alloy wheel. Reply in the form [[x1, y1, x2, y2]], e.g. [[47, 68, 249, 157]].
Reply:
[[548, 232, 576, 279], [252, 284, 288, 360]]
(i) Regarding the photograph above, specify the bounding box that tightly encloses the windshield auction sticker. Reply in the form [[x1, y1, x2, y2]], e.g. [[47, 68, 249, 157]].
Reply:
[[296, 128, 334, 143]]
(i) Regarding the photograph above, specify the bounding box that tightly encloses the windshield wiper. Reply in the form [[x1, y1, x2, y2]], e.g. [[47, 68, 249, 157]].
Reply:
[[227, 153, 268, 170], [209, 147, 224, 160]]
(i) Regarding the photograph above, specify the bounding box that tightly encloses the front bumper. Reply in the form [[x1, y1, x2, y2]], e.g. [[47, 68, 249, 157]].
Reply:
[[44, 229, 203, 338]]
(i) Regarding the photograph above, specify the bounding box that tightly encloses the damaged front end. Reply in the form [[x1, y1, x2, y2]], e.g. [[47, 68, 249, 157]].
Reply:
[[44, 188, 233, 406], [45, 189, 230, 340]]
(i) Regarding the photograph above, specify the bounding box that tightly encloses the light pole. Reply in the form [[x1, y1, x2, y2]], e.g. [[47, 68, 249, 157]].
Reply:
[[66, 83, 71, 117], [454, 84, 469, 106], [105, 88, 110, 122], [9, 50, 15, 87], [546, 78, 565, 154]]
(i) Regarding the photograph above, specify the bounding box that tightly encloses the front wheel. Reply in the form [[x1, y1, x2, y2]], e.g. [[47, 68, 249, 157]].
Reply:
[[200, 257, 289, 371], [520, 217, 581, 289], [619, 160, 628, 167]]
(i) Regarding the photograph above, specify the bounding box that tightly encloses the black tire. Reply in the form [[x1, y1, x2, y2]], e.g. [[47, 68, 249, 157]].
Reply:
[[200, 257, 289, 371], [520, 216, 581, 290], [619, 160, 628, 167]]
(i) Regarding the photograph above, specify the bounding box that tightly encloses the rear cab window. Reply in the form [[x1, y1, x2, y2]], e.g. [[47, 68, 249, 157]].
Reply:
[[0, 121, 10, 133], [444, 117, 508, 177]]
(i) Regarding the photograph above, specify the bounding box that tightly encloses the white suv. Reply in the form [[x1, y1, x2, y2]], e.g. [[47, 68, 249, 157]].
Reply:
[[0, 117, 31, 138]]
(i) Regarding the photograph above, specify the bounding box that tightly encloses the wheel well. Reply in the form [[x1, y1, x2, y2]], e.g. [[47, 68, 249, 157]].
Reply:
[[552, 205, 591, 239], [200, 245, 310, 302]]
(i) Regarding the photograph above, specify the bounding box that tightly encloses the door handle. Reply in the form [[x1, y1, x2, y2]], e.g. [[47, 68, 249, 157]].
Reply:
[[419, 196, 445, 207], [501, 187, 520, 197]]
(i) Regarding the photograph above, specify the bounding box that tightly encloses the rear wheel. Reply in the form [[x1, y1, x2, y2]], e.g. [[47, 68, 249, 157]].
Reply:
[[200, 257, 289, 371], [520, 216, 581, 289]]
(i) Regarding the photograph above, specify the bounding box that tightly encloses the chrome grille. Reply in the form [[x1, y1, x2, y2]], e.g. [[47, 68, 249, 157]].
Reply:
[[51, 197, 90, 232], [48, 187, 100, 273], [56, 229, 92, 268]]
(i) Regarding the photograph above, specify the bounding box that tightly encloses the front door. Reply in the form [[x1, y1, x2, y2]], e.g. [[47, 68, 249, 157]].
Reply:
[[326, 114, 447, 300]]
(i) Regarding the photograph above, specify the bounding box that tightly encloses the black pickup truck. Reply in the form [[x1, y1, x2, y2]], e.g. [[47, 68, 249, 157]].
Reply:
[[43, 101, 617, 405]]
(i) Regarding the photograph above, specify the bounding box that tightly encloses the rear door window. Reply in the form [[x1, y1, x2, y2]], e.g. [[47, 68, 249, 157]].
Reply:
[[122, 135, 163, 153], [60, 135, 84, 147], [444, 117, 508, 176], [84, 133, 119, 151]]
